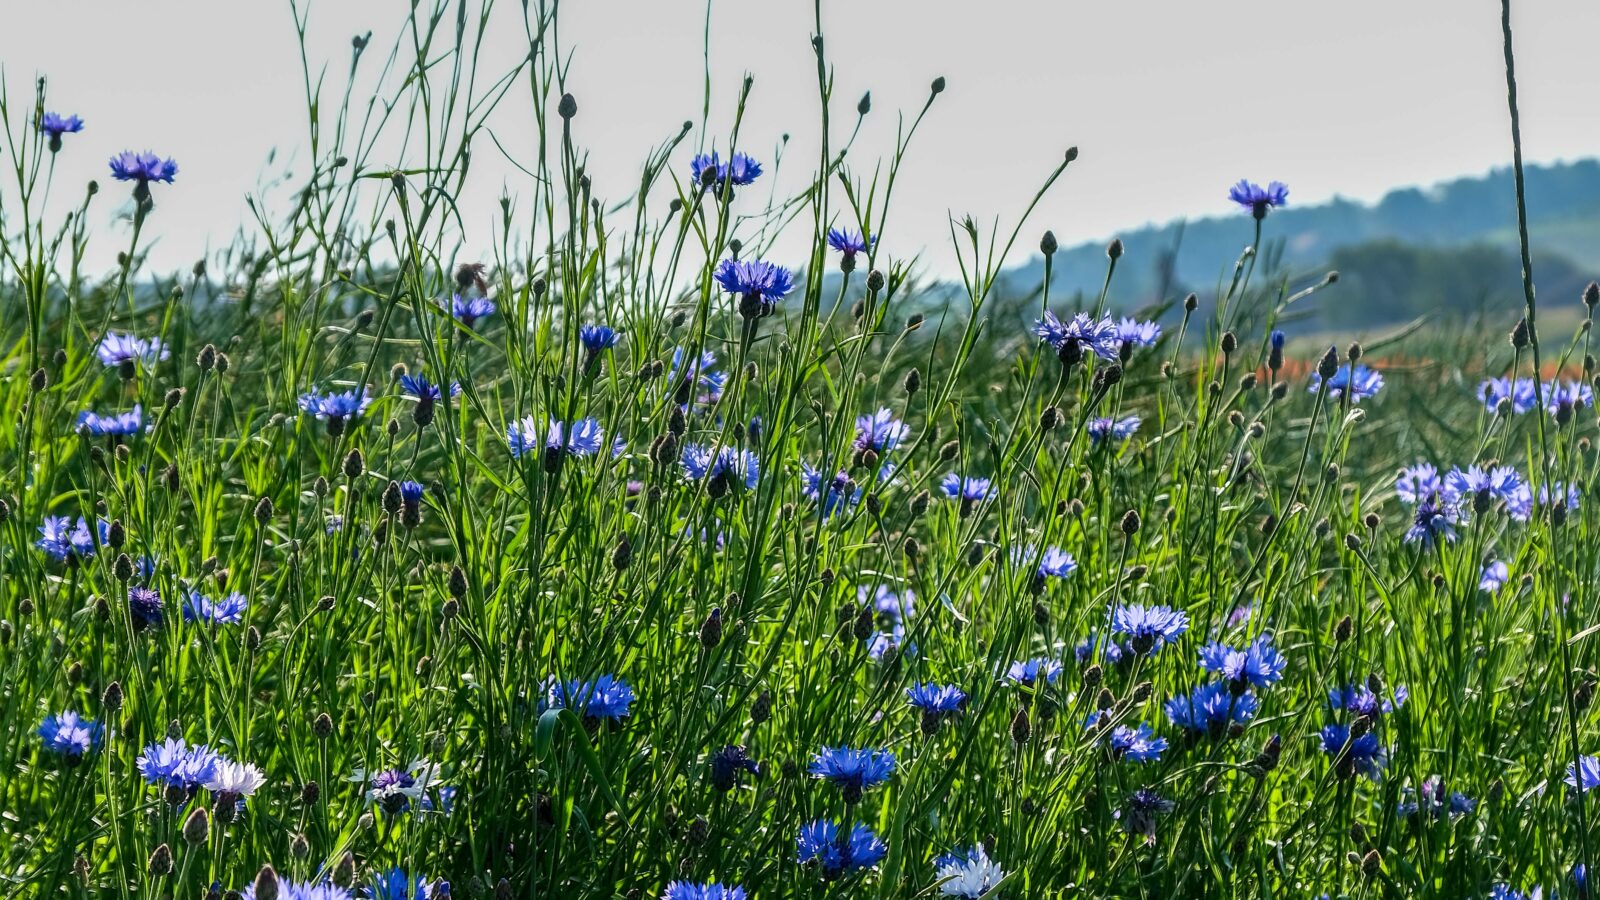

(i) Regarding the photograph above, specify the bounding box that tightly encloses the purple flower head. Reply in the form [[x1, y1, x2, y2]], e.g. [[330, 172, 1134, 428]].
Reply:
[[1328, 683, 1408, 716], [545, 674, 635, 721], [809, 747, 895, 801], [663, 882, 746, 900], [137, 738, 221, 791], [1228, 179, 1288, 218], [854, 408, 909, 453], [1120, 788, 1174, 843], [183, 591, 249, 625], [1319, 723, 1385, 780], [860, 584, 914, 624], [1443, 465, 1524, 510], [77, 405, 144, 437], [1087, 415, 1141, 446], [449, 294, 496, 328], [1545, 379, 1593, 419], [1479, 376, 1538, 415], [128, 586, 164, 631], [1405, 495, 1459, 546], [681, 444, 760, 492], [243, 877, 355, 900], [690, 151, 762, 189], [506, 416, 604, 460], [1480, 560, 1510, 592], [709, 745, 760, 793], [109, 150, 177, 184], [1566, 755, 1600, 793], [932, 844, 1005, 898], [365, 760, 440, 815], [96, 332, 169, 369], [1116, 317, 1161, 347], [1088, 718, 1167, 763], [1111, 604, 1189, 655], [1019, 545, 1077, 582], [1310, 363, 1383, 403], [38, 711, 102, 760], [1075, 632, 1127, 666], [1006, 657, 1063, 687], [1164, 682, 1258, 738], [1397, 777, 1474, 820], [1395, 463, 1442, 504], [715, 258, 794, 316], [298, 386, 372, 421], [867, 624, 913, 661], [826, 227, 872, 260], [906, 683, 967, 714], [940, 473, 993, 503], [399, 374, 461, 402], [1198, 636, 1287, 690], [40, 112, 84, 140], [800, 462, 860, 519], [1032, 311, 1120, 361], [36, 515, 102, 562], [369, 869, 446, 900], [796, 820, 886, 878], [579, 324, 618, 354]]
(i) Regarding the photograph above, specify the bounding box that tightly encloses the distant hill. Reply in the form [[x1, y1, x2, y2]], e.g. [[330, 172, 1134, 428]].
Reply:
[[1002, 159, 1600, 328]]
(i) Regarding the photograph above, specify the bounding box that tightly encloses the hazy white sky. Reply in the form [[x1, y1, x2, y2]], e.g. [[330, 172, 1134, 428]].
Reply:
[[4, 0, 1597, 277]]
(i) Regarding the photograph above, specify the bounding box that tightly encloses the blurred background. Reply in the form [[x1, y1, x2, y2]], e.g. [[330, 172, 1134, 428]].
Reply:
[[4, 0, 1597, 329]]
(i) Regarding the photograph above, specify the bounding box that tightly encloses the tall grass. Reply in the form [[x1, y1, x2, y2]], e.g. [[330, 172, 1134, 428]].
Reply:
[[0, 2, 1596, 898]]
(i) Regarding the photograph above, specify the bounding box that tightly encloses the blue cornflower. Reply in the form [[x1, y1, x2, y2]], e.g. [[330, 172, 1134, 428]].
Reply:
[[709, 745, 760, 792], [1319, 723, 1385, 780], [1397, 777, 1474, 820], [681, 444, 760, 493], [1111, 604, 1189, 655], [1120, 788, 1174, 843], [1006, 658, 1063, 687], [1566, 755, 1600, 793], [38, 712, 102, 760], [1480, 560, 1510, 592], [450, 294, 496, 328], [1405, 495, 1460, 546], [667, 347, 718, 388], [579, 323, 619, 354], [77, 405, 144, 437], [1328, 683, 1408, 716], [1228, 179, 1288, 218], [855, 407, 909, 453], [1164, 682, 1258, 738], [1479, 376, 1538, 415], [1509, 481, 1582, 522], [1087, 415, 1140, 446], [796, 820, 886, 878], [690, 151, 763, 189], [109, 150, 178, 184], [128, 586, 163, 631], [1027, 546, 1078, 582], [723, 153, 762, 185], [369, 869, 444, 900], [1488, 886, 1541, 900], [546, 674, 636, 721], [1032, 311, 1121, 361], [399, 373, 461, 401], [810, 747, 894, 801], [400, 480, 425, 504], [715, 258, 794, 317], [689, 151, 722, 187], [365, 761, 442, 814], [1545, 379, 1594, 418], [507, 416, 605, 460], [827, 228, 872, 267], [243, 879, 354, 900], [298, 386, 372, 422], [36, 515, 101, 562], [96, 332, 169, 369], [40, 112, 84, 141], [1395, 463, 1442, 504], [1075, 632, 1127, 666], [1088, 719, 1167, 763], [137, 738, 221, 791], [1444, 465, 1524, 508], [1198, 636, 1287, 690], [861, 584, 914, 624], [1116, 317, 1161, 347], [800, 462, 860, 519], [663, 882, 746, 900], [867, 624, 913, 661], [940, 473, 993, 503], [1311, 363, 1384, 403], [932, 844, 1005, 898], [906, 683, 967, 714], [183, 591, 249, 625]]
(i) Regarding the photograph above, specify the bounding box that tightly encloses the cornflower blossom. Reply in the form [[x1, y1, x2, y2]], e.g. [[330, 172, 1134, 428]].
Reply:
[[1111, 604, 1189, 655], [1006, 658, 1062, 687], [364, 760, 442, 815], [36, 516, 101, 562], [544, 674, 636, 721], [1319, 724, 1385, 780], [38, 712, 102, 760], [796, 820, 886, 878], [96, 332, 169, 370], [662, 883, 746, 900], [1227, 179, 1288, 218], [1164, 682, 1259, 738], [854, 408, 910, 454], [809, 747, 895, 802], [681, 444, 760, 494], [1032, 311, 1120, 361], [933, 845, 1005, 898], [450, 294, 496, 328], [1479, 376, 1537, 415], [1310, 363, 1384, 403], [77, 405, 144, 437], [1198, 636, 1288, 690], [1087, 416, 1141, 445], [184, 591, 250, 625], [715, 258, 794, 319]]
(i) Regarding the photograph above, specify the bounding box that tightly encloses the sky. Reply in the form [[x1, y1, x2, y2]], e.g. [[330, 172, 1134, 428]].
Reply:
[[3, 0, 1597, 278]]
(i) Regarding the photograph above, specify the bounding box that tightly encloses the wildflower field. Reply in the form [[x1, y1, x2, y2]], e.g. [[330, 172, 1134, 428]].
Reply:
[[3, 2, 1599, 898]]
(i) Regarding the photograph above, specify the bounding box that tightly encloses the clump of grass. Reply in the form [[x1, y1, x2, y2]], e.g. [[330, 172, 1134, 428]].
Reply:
[[0, 2, 1596, 898]]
